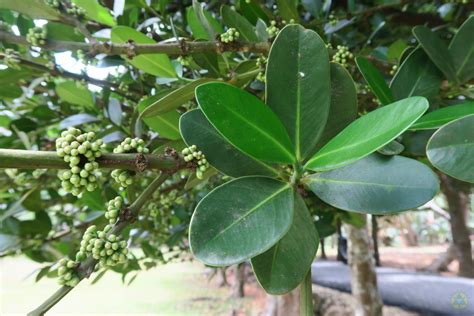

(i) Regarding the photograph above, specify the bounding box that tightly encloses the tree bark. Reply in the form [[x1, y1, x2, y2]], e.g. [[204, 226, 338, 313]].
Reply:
[[320, 238, 327, 260], [426, 243, 458, 273], [371, 216, 381, 267], [231, 263, 245, 298], [215, 268, 228, 287], [439, 174, 474, 278], [348, 219, 383, 316]]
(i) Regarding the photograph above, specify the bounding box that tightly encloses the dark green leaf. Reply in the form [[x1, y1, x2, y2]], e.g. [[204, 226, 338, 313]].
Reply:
[[305, 97, 429, 171], [196, 82, 295, 164], [222, 5, 258, 42], [238, 0, 270, 24], [356, 57, 393, 105], [448, 16, 474, 83], [410, 102, 474, 130], [377, 140, 404, 156], [190, 177, 294, 266], [251, 193, 318, 294], [188, 1, 223, 40], [276, 0, 299, 22], [266, 25, 330, 161], [180, 109, 278, 177], [305, 155, 439, 214], [413, 26, 457, 82], [0, 0, 61, 20], [427, 114, 474, 183]]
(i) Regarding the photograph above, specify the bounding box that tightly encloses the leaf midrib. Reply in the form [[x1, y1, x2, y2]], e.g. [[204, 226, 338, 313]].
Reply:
[[310, 177, 430, 190]]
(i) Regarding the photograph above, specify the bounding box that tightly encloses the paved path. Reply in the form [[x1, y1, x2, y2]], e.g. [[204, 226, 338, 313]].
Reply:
[[311, 261, 474, 316]]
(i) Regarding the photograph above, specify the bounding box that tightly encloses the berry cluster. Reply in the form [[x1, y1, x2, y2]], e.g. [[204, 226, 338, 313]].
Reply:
[[105, 196, 123, 224], [390, 64, 398, 76], [65, 3, 86, 17], [57, 258, 80, 287], [256, 56, 267, 82], [3, 48, 21, 70], [26, 27, 47, 47], [56, 128, 105, 196], [182, 145, 209, 179], [77, 225, 128, 267], [177, 56, 191, 66], [44, 0, 60, 8], [111, 138, 149, 188], [328, 13, 338, 26], [220, 28, 240, 43], [266, 21, 280, 38], [332, 45, 353, 68]]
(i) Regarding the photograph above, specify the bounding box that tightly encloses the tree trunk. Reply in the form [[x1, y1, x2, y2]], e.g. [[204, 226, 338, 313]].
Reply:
[[439, 174, 474, 278], [263, 289, 301, 316], [232, 263, 245, 298], [320, 238, 327, 260], [348, 219, 383, 316], [426, 243, 458, 273], [371, 216, 381, 267]]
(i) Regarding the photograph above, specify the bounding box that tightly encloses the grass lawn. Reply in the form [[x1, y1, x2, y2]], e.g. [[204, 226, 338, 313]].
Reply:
[[1, 256, 259, 315]]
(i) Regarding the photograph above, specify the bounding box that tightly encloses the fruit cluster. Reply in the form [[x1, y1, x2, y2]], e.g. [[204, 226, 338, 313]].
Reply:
[[332, 45, 354, 68], [111, 138, 149, 188], [177, 56, 191, 66], [390, 64, 398, 76], [266, 21, 280, 38], [57, 258, 80, 287], [56, 128, 105, 196], [26, 27, 47, 47], [45, 0, 60, 8], [220, 28, 240, 43], [105, 196, 123, 224], [3, 48, 21, 70], [182, 145, 209, 179], [256, 56, 267, 82], [76, 225, 128, 267], [65, 3, 86, 17], [328, 13, 338, 26]]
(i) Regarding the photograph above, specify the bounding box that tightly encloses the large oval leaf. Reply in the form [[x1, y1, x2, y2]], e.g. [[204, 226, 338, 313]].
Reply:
[[390, 48, 443, 101], [356, 57, 393, 105], [448, 16, 474, 83], [427, 115, 474, 183], [251, 193, 319, 294], [305, 155, 439, 214], [266, 25, 330, 161], [314, 63, 357, 151], [189, 177, 294, 266], [305, 97, 429, 171], [111, 26, 175, 78], [196, 82, 295, 164], [410, 102, 474, 130], [413, 26, 457, 83], [179, 110, 278, 177]]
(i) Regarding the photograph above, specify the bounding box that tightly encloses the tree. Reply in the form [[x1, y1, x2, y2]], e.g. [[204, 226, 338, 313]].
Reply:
[[0, 1, 472, 315]]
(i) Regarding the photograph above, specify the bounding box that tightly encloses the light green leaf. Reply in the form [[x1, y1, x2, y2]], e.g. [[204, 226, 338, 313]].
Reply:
[[413, 26, 457, 83], [138, 98, 181, 140], [56, 81, 94, 109], [448, 16, 474, 83], [0, 0, 61, 20], [111, 26, 175, 78], [222, 5, 258, 42], [189, 0, 222, 40], [427, 114, 474, 183], [140, 78, 215, 118], [305, 97, 429, 171], [72, 0, 116, 26], [390, 48, 443, 101], [251, 193, 318, 294], [266, 25, 330, 161], [356, 57, 393, 105], [305, 155, 439, 214], [410, 102, 474, 130], [196, 82, 295, 164], [180, 110, 278, 177], [189, 177, 294, 266]]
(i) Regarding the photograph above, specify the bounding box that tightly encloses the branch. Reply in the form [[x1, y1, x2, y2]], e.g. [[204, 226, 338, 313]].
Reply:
[[28, 172, 171, 316], [0, 149, 183, 171], [0, 30, 270, 56]]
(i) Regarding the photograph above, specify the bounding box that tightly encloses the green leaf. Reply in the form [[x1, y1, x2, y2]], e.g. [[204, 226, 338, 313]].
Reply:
[[80, 189, 106, 211], [251, 193, 318, 294], [387, 39, 407, 62], [413, 26, 457, 83], [189, 177, 294, 266], [266, 25, 330, 161], [314, 63, 357, 150], [55, 81, 94, 109], [180, 110, 278, 177], [72, 0, 116, 26], [355, 57, 393, 105], [140, 78, 215, 118], [448, 16, 474, 83], [111, 26, 175, 78], [196, 82, 295, 164], [222, 5, 258, 42], [390, 48, 443, 101], [305, 97, 429, 171], [238, 0, 270, 24], [46, 22, 84, 41], [276, 0, 299, 22], [0, 0, 61, 20], [305, 154, 439, 214], [0, 234, 18, 252], [137, 100, 180, 140], [377, 140, 404, 156], [410, 102, 474, 130], [188, 1, 223, 40], [427, 114, 474, 183]]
